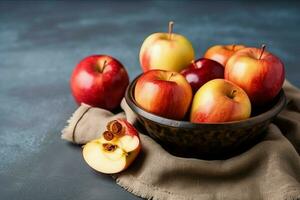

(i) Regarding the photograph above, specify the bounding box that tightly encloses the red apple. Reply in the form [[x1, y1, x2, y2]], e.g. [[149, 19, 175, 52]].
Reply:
[[204, 44, 246, 66], [134, 70, 192, 120], [225, 45, 285, 105], [190, 79, 251, 123], [181, 58, 224, 94], [70, 55, 129, 110], [83, 119, 141, 174]]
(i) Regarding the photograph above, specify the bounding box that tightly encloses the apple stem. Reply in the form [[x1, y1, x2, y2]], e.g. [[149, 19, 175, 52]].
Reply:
[[102, 60, 107, 70], [230, 90, 237, 98], [232, 45, 236, 51], [168, 72, 175, 81], [191, 60, 196, 67], [259, 44, 266, 59], [168, 21, 174, 40], [96, 60, 108, 73]]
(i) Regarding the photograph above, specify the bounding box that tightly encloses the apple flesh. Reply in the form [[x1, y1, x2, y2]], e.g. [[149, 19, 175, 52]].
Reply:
[[190, 79, 251, 123], [135, 70, 192, 120], [139, 21, 195, 72], [225, 46, 285, 105], [70, 55, 129, 110], [181, 58, 224, 94], [204, 44, 245, 66], [82, 119, 141, 174]]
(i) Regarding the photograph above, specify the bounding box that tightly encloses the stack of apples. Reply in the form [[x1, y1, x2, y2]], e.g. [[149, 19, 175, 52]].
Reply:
[[70, 21, 285, 175], [136, 21, 285, 123]]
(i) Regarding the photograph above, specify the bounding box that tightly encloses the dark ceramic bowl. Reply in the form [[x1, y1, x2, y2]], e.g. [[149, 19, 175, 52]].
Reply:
[[125, 74, 286, 159]]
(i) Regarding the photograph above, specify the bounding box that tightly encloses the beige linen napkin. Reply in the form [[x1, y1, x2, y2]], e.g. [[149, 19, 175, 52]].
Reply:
[[61, 81, 300, 200], [61, 103, 125, 144]]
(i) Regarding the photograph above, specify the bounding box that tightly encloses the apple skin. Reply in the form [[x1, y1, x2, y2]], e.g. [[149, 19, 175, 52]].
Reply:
[[139, 33, 195, 72], [70, 55, 129, 110], [225, 47, 285, 105], [82, 119, 141, 174], [204, 44, 245, 66], [190, 79, 251, 123], [181, 58, 224, 94], [135, 70, 192, 120]]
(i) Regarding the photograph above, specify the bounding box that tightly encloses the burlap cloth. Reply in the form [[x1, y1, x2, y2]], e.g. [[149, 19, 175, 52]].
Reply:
[[61, 81, 300, 200]]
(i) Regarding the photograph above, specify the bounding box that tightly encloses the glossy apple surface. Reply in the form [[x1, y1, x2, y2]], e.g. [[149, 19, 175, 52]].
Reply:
[[83, 119, 141, 174], [204, 44, 245, 66], [139, 22, 195, 72], [135, 70, 192, 120], [181, 58, 224, 94], [225, 46, 285, 105], [190, 79, 251, 123], [70, 55, 129, 110]]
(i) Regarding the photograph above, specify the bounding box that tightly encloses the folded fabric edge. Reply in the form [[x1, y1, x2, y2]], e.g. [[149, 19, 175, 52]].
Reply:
[[284, 80, 300, 92], [281, 186, 300, 200], [115, 176, 159, 200], [114, 175, 209, 200], [115, 175, 300, 200], [61, 103, 91, 143]]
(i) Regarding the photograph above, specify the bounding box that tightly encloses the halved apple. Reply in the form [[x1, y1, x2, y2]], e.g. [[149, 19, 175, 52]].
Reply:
[[82, 119, 141, 174]]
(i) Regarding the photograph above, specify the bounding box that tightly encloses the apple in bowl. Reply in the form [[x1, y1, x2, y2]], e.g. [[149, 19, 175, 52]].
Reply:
[[204, 44, 245, 66], [70, 55, 129, 110], [190, 79, 251, 123], [83, 119, 141, 174], [181, 58, 224, 94], [125, 74, 286, 159], [225, 45, 285, 105], [134, 70, 192, 120], [139, 21, 195, 72]]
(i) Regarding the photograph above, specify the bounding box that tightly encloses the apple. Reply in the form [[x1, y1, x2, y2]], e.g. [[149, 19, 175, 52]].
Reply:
[[70, 55, 129, 110], [135, 70, 192, 120], [139, 21, 195, 72], [190, 79, 251, 123], [181, 58, 224, 94], [225, 45, 285, 105], [83, 119, 141, 174], [204, 44, 245, 66]]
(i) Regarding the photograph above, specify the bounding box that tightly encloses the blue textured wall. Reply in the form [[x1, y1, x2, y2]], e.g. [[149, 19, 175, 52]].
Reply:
[[0, 1, 299, 199]]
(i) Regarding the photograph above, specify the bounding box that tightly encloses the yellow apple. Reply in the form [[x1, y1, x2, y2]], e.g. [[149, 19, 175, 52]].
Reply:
[[190, 79, 251, 123], [82, 119, 141, 174], [139, 21, 195, 72]]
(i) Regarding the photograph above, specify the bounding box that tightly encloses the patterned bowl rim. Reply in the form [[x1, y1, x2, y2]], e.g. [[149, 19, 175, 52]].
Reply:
[[125, 74, 287, 129]]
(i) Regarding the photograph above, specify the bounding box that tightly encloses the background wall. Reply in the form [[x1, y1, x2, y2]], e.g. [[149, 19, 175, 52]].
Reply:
[[0, 1, 299, 199]]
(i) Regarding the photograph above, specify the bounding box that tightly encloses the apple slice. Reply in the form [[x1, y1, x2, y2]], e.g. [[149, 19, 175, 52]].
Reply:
[[116, 135, 140, 152], [83, 140, 127, 174], [82, 119, 141, 174]]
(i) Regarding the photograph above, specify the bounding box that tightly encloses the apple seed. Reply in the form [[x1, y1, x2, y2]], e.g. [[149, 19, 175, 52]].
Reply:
[[107, 120, 124, 136], [102, 143, 117, 152], [103, 131, 114, 141]]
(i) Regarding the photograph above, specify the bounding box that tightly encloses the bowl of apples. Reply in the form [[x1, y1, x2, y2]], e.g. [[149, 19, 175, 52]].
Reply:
[[125, 22, 286, 159]]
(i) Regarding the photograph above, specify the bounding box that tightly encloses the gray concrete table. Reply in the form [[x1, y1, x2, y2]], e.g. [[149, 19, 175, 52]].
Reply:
[[1, 1, 299, 199]]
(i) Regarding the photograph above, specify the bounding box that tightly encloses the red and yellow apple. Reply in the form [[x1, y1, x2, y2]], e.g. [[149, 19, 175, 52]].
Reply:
[[181, 58, 224, 94], [204, 44, 245, 66], [135, 70, 192, 120], [83, 119, 141, 174], [139, 21, 195, 72], [190, 79, 251, 123], [70, 55, 129, 110], [225, 45, 285, 105]]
